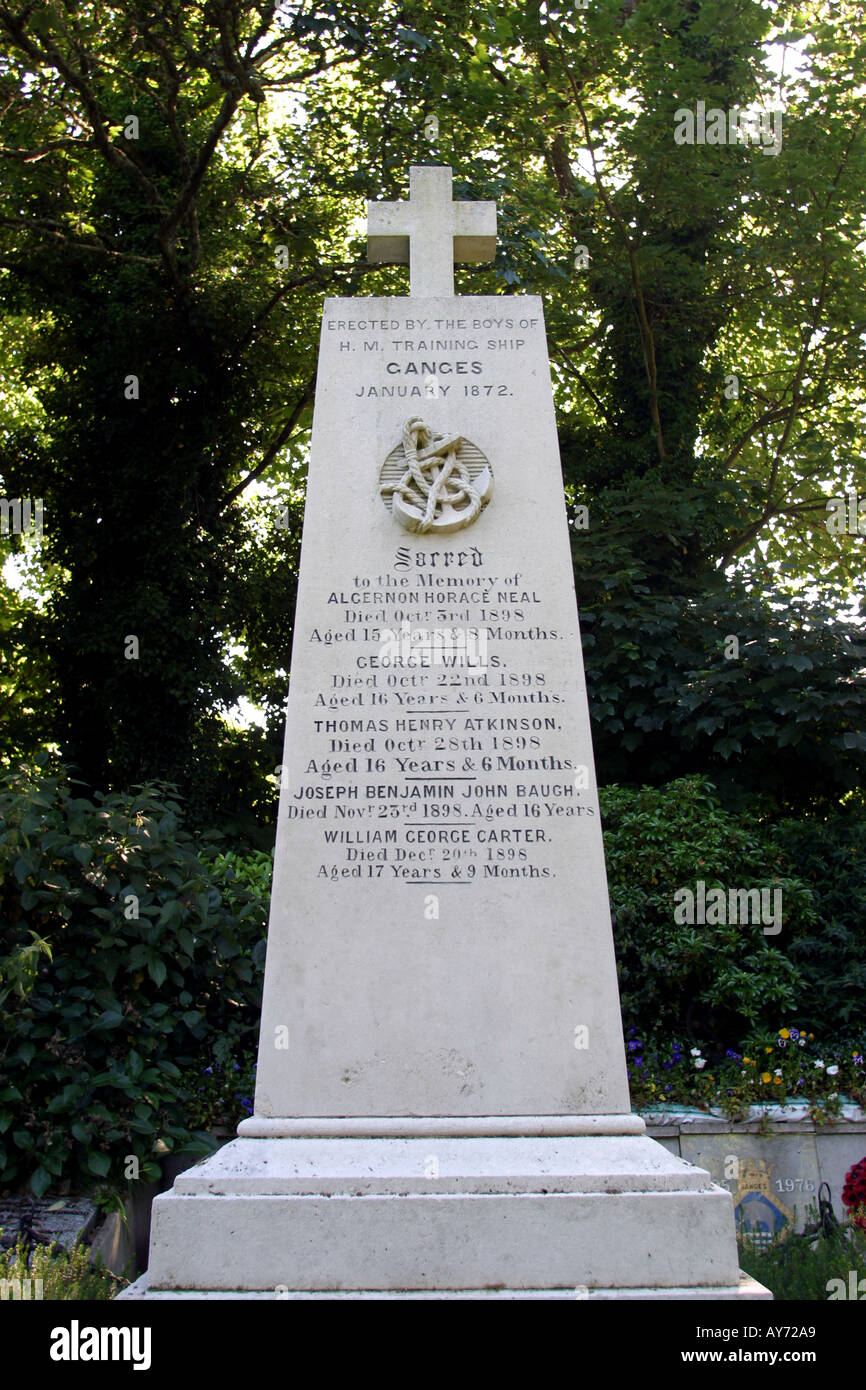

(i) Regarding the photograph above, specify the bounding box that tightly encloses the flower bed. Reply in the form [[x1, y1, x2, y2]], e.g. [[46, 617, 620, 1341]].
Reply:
[[626, 1025, 866, 1123]]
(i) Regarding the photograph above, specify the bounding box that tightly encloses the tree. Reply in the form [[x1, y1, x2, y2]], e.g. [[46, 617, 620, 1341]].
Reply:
[[1, 0, 864, 824], [0, 0, 374, 800]]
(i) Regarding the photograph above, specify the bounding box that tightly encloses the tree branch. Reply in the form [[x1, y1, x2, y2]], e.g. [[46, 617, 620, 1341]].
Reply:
[[542, 17, 666, 461], [220, 376, 316, 509], [0, 215, 160, 265]]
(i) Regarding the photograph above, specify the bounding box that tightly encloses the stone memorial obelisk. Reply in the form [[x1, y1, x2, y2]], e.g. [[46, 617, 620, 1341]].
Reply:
[[129, 167, 765, 1298]]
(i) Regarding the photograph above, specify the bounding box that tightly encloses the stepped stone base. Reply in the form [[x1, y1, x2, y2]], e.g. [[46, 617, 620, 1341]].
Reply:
[[121, 1276, 769, 1299], [121, 1124, 772, 1300]]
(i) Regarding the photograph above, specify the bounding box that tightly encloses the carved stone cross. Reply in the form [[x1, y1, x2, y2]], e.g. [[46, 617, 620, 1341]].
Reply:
[[366, 165, 497, 297]]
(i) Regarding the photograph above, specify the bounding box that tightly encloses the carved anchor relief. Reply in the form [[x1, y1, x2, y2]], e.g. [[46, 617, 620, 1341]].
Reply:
[[379, 417, 493, 535]]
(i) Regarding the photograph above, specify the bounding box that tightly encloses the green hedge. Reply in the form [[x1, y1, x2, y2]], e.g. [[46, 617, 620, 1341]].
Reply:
[[0, 760, 266, 1196], [2, 762, 864, 1197], [601, 776, 866, 1045]]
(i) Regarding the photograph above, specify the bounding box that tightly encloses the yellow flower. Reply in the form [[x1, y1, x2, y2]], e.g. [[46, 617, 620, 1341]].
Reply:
[[773, 1077, 782, 1085], [765, 1046, 773, 1053], [761, 1073, 772, 1084], [743, 1056, 752, 1064], [779, 1028, 790, 1039]]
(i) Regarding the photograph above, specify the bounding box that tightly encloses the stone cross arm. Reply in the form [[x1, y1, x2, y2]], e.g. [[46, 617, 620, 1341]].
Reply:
[[367, 165, 497, 298]]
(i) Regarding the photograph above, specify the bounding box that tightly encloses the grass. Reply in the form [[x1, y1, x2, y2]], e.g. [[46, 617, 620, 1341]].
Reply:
[[738, 1220, 866, 1299], [0, 1233, 127, 1300]]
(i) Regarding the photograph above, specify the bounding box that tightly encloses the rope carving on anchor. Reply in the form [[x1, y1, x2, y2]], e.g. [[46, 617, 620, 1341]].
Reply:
[[380, 417, 482, 532]]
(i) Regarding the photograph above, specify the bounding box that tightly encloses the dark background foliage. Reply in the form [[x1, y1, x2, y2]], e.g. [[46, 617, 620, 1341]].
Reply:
[[0, 0, 864, 1192]]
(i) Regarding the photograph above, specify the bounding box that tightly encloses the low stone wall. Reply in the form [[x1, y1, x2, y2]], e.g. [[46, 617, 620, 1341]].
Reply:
[[644, 1104, 866, 1237]]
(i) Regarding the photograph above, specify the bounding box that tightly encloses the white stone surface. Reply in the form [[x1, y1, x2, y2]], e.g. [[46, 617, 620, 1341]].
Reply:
[[255, 292, 631, 1121], [171, 1134, 711, 1195], [120, 1275, 771, 1300], [143, 1136, 741, 1292], [367, 166, 496, 297], [237, 1113, 646, 1138]]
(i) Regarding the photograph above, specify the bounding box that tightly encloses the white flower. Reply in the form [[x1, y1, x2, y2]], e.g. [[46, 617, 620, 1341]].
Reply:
[[690, 1047, 702, 1057], [799, 1038, 806, 1046], [826, 1064, 839, 1076], [774, 1069, 782, 1076], [814, 1059, 825, 1069], [694, 1058, 707, 1070]]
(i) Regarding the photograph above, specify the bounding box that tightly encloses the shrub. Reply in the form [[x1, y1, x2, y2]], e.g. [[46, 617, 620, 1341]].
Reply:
[[0, 759, 266, 1197], [772, 816, 866, 1029], [738, 1220, 866, 1301], [601, 777, 812, 1042], [0, 1233, 124, 1300]]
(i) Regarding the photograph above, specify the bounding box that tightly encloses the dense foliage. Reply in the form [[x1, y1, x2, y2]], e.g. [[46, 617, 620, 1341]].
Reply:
[[738, 1221, 866, 1302], [601, 776, 866, 1040], [0, 763, 264, 1195], [1, 765, 864, 1193], [0, 1, 863, 1192], [1, 1, 864, 822]]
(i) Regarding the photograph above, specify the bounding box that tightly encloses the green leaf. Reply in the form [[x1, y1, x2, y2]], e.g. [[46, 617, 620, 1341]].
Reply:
[[93, 1009, 124, 1030], [147, 956, 167, 987], [87, 1151, 112, 1177], [30, 1165, 52, 1198]]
